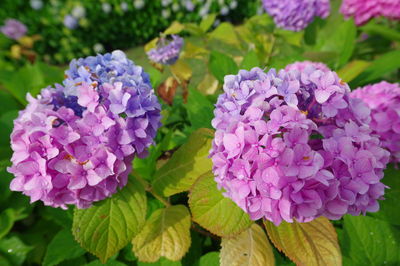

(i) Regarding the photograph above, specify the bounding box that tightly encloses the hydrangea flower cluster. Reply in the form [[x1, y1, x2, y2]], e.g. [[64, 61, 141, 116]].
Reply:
[[147, 35, 184, 65], [210, 66, 389, 225], [0, 19, 27, 40], [285, 60, 330, 73], [8, 50, 161, 209], [341, 0, 400, 26], [262, 0, 330, 31], [351, 81, 400, 162]]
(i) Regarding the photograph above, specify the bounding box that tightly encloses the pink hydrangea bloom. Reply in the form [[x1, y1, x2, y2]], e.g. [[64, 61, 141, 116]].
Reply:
[[340, 0, 400, 26], [210, 67, 389, 225], [8, 52, 161, 209], [351, 81, 400, 162]]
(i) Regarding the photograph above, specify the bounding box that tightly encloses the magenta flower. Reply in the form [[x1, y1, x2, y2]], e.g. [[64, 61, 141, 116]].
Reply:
[[341, 0, 400, 26], [8, 51, 161, 209], [351, 81, 400, 162], [0, 19, 27, 40], [210, 66, 389, 225]]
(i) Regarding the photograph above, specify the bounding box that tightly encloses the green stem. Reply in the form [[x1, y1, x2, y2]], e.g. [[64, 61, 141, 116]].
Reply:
[[134, 173, 171, 207]]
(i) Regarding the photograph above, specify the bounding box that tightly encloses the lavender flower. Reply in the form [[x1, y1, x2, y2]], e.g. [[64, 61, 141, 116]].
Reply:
[[262, 0, 331, 31], [147, 35, 184, 65], [8, 51, 161, 209], [0, 19, 27, 40], [210, 66, 389, 225], [63, 15, 78, 29], [351, 81, 400, 162]]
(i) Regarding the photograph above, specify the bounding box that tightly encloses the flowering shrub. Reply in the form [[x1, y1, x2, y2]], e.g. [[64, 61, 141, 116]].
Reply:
[[0, 1, 400, 266], [7, 51, 161, 209]]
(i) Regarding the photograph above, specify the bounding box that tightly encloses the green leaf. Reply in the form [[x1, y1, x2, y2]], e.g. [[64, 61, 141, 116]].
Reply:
[[361, 21, 400, 42], [264, 217, 342, 266], [138, 257, 181, 266], [0, 209, 15, 239], [342, 215, 400, 265], [337, 60, 371, 83], [350, 50, 400, 87], [0, 237, 32, 266], [72, 178, 147, 263], [164, 21, 185, 35], [209, 50, 239, 83], [152, 128, 213, 197], [189, 171, 252, 237], [187, 88, 215, 130], [43, 229, 85, 266], [200, 14, 217, 33], [0, 91, 20, 115], [371, 166, 400, 225], [221, 224, 275, 266], [196, 252, 219, 266], [209, 23, 240, 47], [240, 50, 260, 70], [132, 205, 191, 263], [86, 259, 127, 266]]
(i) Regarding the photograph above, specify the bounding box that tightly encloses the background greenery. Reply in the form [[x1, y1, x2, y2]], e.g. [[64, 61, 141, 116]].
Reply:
[[0, 0, 400, 265]]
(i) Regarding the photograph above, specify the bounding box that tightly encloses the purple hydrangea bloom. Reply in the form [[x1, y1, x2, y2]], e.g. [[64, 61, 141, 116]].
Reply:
[[285, 61, 330, 73], [63, 15, 78, 29], [351, 81, 400, 162], [147, 35, 184, 65], [262, 0, 331, 31], [8, 51, 161, 209], [0, 19, 27, 40], [210, 66, 389, 225]]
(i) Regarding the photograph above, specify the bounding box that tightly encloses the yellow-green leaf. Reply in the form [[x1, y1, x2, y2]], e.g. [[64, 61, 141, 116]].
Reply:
[[170, 60, 192, 82], [132, 205, 191, 262], [197, 73, 219, 95], [337, 60, 371, 83], [72, 178, 146, 263], [152, 128, 213, 197], [200, 14, 217, 33], [264, 217, 342, 266], [209, 23, 240, 47], [220, 224, 275, 266], [164, 21, 185, 35], [188, 172, 252, 237]]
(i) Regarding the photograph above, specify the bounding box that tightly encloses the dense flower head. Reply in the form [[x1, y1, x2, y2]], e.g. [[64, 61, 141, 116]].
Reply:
[[351, 81, 400, 162], [285, 61, 330, 73], [0, 19, 27, 40], [341, 0, 400, 26], [147, 35, 184, 65], [8, 51, 161, 209], [262, 0, 330, 31], [210, 66, 389, 225]]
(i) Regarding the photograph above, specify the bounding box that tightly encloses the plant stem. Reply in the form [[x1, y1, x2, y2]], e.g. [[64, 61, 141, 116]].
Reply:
[[134, 172, 171, 207]]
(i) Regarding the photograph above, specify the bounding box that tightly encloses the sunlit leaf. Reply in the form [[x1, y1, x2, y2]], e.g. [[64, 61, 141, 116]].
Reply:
[[361, 21, 400, 42], [240, 50, 260, 70], [337, 60, 371, 83], [152, 128, 213, 197], [197, 252, 219, 266], [189, 172, 252, 237], [200, 14, 217, 33], [264, 217, 342, 266], [164, 21, 185, 35], [170, 60, 192, 82], [72, 178, 146, 263], [221, 224, 275, 266], [209, 23, 240, 47], [132, 205, 191, 262]]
